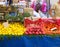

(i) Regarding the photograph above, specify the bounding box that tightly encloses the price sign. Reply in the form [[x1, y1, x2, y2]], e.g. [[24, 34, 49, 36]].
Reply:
[[3, 22, 9, 28]]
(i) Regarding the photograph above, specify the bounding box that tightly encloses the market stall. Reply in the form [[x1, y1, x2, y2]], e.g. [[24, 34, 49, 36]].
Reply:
[[0, 18, 60, 47], [0, 0, 60, 47]]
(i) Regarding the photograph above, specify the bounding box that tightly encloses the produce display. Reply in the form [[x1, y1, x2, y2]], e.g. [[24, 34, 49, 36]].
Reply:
[[25, 24, 45, 35], [42, 19, 60, 34], [0, 18, 59, 36], [0, 18, 60, 36], [24, 18, 60, 35], [0, 22, 26, 35], [5, 12, 31, 23]]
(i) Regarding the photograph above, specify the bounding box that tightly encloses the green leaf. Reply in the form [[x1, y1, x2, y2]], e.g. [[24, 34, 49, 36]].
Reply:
[[23, 12, 31, 17]]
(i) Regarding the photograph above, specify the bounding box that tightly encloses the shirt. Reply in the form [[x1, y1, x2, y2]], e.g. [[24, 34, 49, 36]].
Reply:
[[51, 3, 60, 17], [33, 11, 41, 18], [33, 10, 47, 18]]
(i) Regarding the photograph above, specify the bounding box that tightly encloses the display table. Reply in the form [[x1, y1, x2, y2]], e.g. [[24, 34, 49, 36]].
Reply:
[[0, 35, 60, 47], [0, 18, 60, 47]]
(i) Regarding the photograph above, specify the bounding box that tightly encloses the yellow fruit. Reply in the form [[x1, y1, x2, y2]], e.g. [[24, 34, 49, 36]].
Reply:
[[0, 22, 25, 36]]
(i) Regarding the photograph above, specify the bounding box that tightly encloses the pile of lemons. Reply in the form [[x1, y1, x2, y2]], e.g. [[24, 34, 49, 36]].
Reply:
[[0, 23, 26, 35]]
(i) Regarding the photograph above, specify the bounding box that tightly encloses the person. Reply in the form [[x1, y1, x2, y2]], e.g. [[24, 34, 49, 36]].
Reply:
[[33, 3, 47, 18], [7, 0, 13, 5], [40, 0, 47, 14], [49, 0, 60, 19], [31, 0, 38, 10]]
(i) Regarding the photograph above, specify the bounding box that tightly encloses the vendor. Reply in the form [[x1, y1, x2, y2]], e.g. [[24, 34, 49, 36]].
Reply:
[[49, 0, 60, 19], [33, 3, 47, 18]]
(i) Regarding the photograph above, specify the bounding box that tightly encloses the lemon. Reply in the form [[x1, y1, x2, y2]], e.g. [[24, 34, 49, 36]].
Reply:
[[0, 23, 25, 36]]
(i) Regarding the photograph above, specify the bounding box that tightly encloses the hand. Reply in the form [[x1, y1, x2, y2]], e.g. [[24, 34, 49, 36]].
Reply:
[[52, 16, 57, 22], [52, 16, 56, 20]]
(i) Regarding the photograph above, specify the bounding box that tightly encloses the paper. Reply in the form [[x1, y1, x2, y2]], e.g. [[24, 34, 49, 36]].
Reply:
[[3, 22, 9, 28]]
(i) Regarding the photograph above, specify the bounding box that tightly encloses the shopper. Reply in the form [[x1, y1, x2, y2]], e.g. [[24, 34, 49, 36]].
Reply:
[[41, 0, 47, 14], [49, 0, 60, 19], [7, 0, 13, 5]]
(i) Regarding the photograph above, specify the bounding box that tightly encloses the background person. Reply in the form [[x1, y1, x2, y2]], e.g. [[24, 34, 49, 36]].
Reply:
[[49, 0, 60, 19], [33, 3, 47, 18]]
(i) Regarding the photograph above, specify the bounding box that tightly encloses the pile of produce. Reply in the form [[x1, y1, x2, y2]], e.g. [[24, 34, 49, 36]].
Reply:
[[25, 24, 45, 35], [0, 22, 26, 35], [41, 19, 60, 34], [5, 12, 31, 23], [24, 19, 60, 35]]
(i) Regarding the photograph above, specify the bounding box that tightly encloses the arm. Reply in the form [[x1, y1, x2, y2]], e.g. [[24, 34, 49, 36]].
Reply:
[[49, 4, 56, 19], [49, 9, 53, 17]]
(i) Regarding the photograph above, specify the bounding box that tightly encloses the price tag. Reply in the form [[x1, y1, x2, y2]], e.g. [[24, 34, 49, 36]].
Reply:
[[51, 27, 57, 31], [3, 22, 9, 28]]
